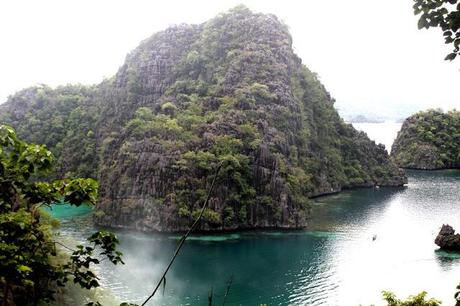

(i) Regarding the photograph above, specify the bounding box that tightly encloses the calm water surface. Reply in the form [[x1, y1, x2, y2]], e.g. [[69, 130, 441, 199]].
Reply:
[[53, 123, 460, 306]]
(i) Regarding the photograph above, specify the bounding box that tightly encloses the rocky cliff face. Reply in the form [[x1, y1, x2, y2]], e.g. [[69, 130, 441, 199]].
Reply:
[[435, 224, 460, 251], [0, 6, 407, 232], [391, 109, 460, 170]]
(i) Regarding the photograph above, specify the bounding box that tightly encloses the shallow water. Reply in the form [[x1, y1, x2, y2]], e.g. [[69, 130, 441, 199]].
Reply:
[[54, 169, 460, 306]]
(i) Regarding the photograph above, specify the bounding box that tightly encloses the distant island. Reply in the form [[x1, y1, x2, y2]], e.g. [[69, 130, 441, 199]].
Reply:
[[335, 101, 419, 124], [347, 115, 385, 124], [0, 6, 407, 232], [391, 109, 460, 169]]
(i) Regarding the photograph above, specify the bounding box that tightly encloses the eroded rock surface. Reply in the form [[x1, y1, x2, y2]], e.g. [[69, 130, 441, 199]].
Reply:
[[435, 224, 460, 251]]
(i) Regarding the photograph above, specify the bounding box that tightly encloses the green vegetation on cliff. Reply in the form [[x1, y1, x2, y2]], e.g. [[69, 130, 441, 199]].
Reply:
[[392, 109, 460, 169], [0, 84, 100, 178], [0, 6, 406, 232]]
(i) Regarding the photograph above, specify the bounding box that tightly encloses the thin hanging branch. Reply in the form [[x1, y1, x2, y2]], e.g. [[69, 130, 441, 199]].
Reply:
[[208, 286, 213, 306], [222, 275, 233, 306], [54, 241, 76, 252], [141, 164, 222, 306]]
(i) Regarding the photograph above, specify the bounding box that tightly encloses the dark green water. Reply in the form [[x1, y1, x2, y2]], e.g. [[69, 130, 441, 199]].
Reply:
[[53, 169, 460, 305]]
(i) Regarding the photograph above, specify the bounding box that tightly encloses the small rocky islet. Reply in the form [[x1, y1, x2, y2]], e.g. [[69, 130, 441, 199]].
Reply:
[[0, 6, 408, 233], [435, 224, 460, 251]]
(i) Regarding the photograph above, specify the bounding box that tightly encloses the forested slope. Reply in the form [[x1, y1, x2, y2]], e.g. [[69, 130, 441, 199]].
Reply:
[[392, 109, 460, 169]]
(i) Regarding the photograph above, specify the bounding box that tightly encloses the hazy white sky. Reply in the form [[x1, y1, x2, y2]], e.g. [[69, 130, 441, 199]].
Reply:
[[0, 0, 459, 116]]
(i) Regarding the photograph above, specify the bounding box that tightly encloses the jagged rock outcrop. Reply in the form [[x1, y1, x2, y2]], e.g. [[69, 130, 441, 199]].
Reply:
[[0, 6, 407, 232], [435, 224, 460, 251], [391, 109, 460, 169]]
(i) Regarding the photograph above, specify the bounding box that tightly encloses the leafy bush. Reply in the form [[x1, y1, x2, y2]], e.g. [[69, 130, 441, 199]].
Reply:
[[381, 291, 441, 306], [0, 125, 124, 305]]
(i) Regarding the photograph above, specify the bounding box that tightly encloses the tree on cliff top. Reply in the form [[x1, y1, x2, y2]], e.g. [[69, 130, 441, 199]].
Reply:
[[414, 0, 460, 60]]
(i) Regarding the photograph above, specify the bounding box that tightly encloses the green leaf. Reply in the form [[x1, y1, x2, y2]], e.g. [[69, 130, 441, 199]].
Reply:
[[18, 265, 32, 273], [445, 52, 457, 60], [418, 17, 428, 29]]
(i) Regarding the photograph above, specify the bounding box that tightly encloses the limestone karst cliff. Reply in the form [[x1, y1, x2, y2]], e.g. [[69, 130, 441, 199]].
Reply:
[[392, 109, 460, 170], [0, 6, 407, 232]]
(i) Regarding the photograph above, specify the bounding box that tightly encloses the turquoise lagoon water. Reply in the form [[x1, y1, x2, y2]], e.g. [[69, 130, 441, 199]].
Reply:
[[54, 170, 460, 306], [51, 122, 460, 305], [43, 202, 93, 219]]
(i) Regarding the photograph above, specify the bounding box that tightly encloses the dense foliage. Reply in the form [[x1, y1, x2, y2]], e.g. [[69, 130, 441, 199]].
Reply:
[[0, 84, 100, 179], [391, 109, 460, 169], [0, 125, 123, 305], [414, 0, 460, 60], [381, 291, 441, 306]]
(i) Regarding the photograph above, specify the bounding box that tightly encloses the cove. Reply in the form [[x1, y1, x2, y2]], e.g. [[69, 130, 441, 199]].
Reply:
[[55, 169, 460, 305]]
